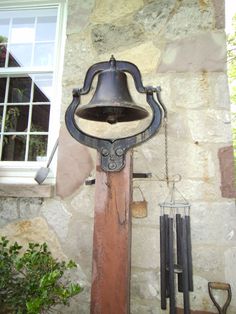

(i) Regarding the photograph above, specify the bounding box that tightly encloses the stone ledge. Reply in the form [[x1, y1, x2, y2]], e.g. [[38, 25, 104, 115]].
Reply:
[[0, 184, 54, 198]]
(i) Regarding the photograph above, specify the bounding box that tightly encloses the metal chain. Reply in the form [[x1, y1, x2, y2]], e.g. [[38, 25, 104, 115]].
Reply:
[[164, 116, 169, 186]]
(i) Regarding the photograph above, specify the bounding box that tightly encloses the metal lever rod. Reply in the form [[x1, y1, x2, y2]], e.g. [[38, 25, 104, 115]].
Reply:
[[186, 215, 193, 291], [160, 215, 167, 310], [168, 217, 176, 314], [176, 213, 183, 292], [182, 217, 190, 314]]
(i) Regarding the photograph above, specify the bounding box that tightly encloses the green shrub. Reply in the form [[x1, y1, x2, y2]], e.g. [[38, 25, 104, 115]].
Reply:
[[0, 237, 82, 313]]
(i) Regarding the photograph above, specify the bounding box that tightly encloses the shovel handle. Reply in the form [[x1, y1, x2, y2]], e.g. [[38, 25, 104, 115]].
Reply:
[[208, 282, 231, 291], [208, 282, 232, 314], [46, 138, 59, 168]]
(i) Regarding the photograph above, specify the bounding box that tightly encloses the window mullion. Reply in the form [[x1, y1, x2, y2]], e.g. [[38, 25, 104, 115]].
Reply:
[[0, 76, 10, 159], [25, 76, 34, 161]]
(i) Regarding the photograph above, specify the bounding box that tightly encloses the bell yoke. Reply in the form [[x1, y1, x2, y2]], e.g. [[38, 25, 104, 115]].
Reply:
[[65, 55, 166, 172]]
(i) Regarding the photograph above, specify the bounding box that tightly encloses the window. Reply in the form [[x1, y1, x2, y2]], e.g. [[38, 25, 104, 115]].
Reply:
[[0, 1, 66, 184]]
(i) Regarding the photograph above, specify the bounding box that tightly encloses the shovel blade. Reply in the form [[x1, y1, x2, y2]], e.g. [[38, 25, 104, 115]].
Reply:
[[34, 167, 50, 184]]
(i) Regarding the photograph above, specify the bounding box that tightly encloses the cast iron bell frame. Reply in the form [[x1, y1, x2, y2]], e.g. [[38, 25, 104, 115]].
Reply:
[[65, 56, 167, 172]]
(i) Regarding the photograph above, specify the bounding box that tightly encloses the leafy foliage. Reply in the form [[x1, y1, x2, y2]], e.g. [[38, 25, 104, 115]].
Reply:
[[228, 15, 236, 104], [0, 237, 82, 313], [227, 14, 236, 175]]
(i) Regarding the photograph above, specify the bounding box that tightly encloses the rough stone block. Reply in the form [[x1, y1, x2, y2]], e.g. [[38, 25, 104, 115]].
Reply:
[[172, 73, 210, 109], [208, 73, 230, 109], [0, 217, 66, 259], [132, 226, 159, 269], [71, 185, 95, 219], [42, 199, 72, 242], [190, 201, 236, 244], [135, 0, 176, 35], [170, 72, 230, 110], [131, 269, 159, 300], [111, 41, 161, 74], [158, 32, 226, 72], [192, 244, 225, 280], [177, 179, 220, 202], [212, 0, 225, 29], [187, 109, 232, 143], [189, 275, 219, 312], [91, 22, 145, 54], [18, 198, 43, 219], [67, 0, 95, 34], [64, 216, 93, 279], [130, 301, 160, 314], [225, 247, 236, 307], [165, 4, 214, 40], [0, 198, 18, 221], [91, 0, 143, 23], [167, 140, 215, 180], [218, 146, 236, 198]]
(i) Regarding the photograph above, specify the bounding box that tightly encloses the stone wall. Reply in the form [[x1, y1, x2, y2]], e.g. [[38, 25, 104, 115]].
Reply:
[[1, 0, 236, 313]]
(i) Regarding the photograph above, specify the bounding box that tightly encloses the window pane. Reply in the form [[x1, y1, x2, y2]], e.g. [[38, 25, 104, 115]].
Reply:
[[11, 17, 35, 43], [2, 134, 26, 161], [0, 18, 9, 42], [33, 75, 52, 102], [0, 105, 3, 130], [36, 16, 57, 41], [34, 43, 54, 66], [31, 105, 50, 132], [28, 135, 47, 161], [8, 44, 33, 67], [0, 78, 6, 102], [5, 105, 29, 132], [0, 44, 7, 67], [8, 77, 32, 103]]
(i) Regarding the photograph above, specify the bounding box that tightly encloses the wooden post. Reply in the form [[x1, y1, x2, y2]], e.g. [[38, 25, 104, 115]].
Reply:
[[90, 152, 132, 314]]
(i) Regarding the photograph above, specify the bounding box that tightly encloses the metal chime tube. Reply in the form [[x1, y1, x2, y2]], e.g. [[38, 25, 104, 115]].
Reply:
[[168, 217, 176, 314], [164, 213, 170, 299], [176, 213, 183, 292], [160, 214, 167, 310], [181, 217, 190, 314], [159, 202, 193, 313], [186, 215, 193, 292]]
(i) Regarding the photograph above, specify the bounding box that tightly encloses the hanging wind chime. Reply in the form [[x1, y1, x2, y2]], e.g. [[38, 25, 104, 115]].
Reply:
[[159, 118, 193, 314]]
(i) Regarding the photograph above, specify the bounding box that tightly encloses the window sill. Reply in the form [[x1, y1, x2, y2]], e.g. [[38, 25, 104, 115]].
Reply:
[[0, 184, 54, 198]]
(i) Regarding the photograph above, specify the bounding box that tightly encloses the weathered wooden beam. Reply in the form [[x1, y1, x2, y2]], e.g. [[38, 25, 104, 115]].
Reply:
[[90, 152, 132, 314]]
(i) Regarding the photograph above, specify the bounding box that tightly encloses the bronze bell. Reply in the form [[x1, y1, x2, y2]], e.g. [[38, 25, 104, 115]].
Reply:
[[76, 68, 149, 124]]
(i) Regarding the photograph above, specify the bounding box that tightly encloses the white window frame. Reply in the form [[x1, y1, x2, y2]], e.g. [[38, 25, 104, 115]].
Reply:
[[0, 0, 67, 184]]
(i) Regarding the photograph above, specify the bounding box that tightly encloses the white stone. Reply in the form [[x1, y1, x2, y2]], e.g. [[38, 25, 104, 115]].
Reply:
[[132, 226, 159, 268], [71, 185, 95, 219], [167, 140, 215, 179], [0, 199, 18, 220], [190, 201, 236, 244], [177, 179, 220, 202], [42, 199, 72, 242], [172, 73, 230, 110], [109, 41, 161, 74], [90, 0, 143, 23], [131, 270, 159, 300], [225, 247, 236, 307], [0, 217, 66, 260], [173, 73, 210, 109], [67, 0, 95, 34], [208, 73, 231, 109], [159, 32, 226, 72], [189, 275, 217, 312], [187, 109, 232, 143], [166, 5, 214, 40]]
